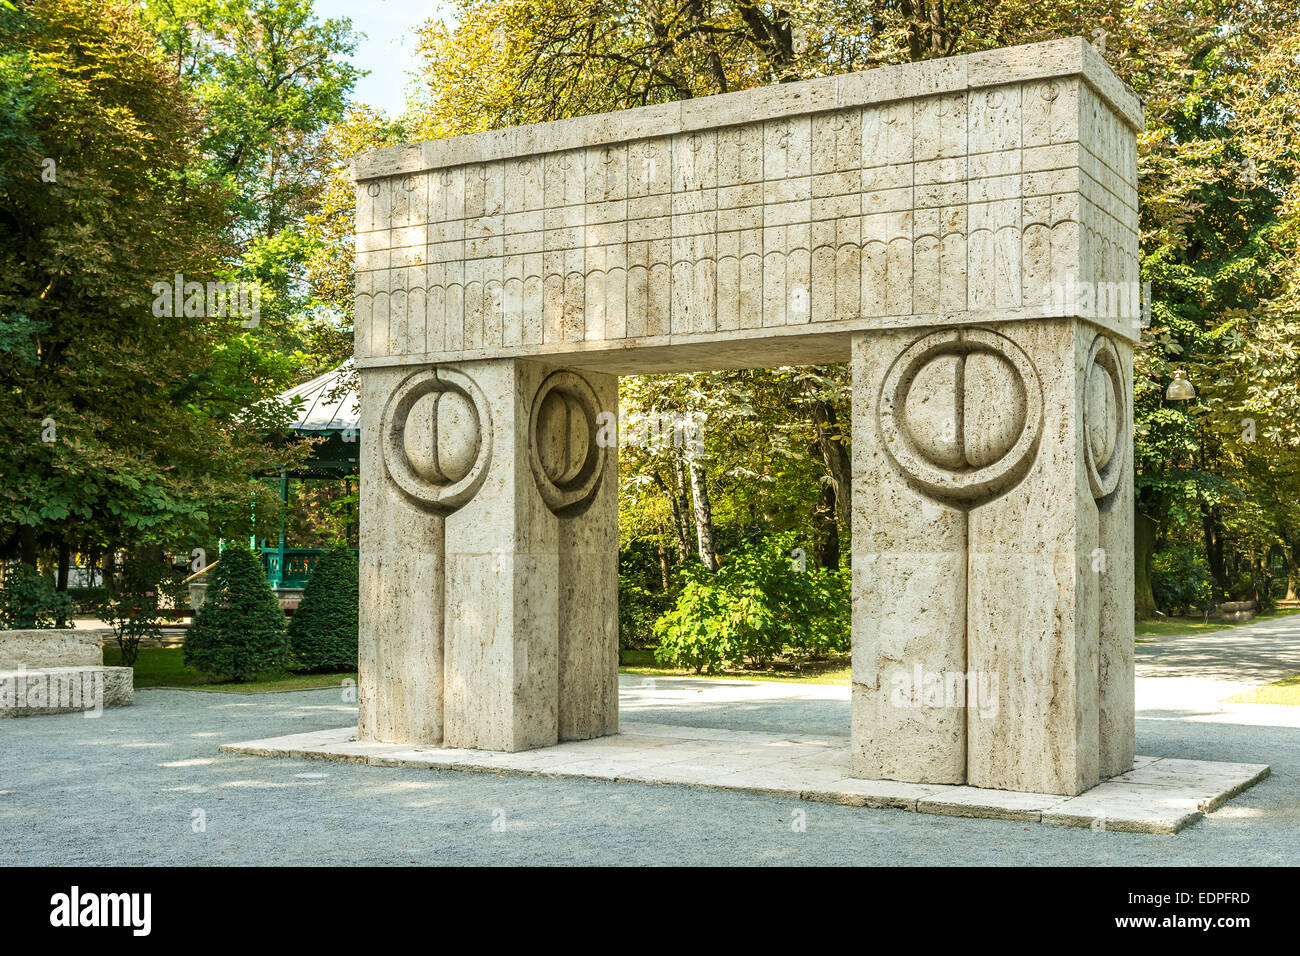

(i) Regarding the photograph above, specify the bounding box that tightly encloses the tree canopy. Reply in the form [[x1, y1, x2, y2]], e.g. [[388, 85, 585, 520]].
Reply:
[[5, 0, 1300, 629]]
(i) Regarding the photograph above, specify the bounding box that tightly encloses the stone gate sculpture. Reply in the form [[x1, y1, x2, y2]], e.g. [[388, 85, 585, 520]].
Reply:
[[351, 37, 1141, 796]]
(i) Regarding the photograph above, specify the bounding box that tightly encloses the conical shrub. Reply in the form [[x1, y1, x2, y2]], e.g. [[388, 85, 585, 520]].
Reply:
[[183, 544, 289, 682], [288, 545, 358, 672]]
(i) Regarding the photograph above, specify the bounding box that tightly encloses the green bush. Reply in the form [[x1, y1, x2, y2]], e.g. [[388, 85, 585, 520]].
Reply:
[[93, 555, 188, 667], [288, 546, 358, 672], [0, 563, 75, 629], [183, 545, 289, 681], [618, 546, 673, 652], [66, 587, 104, 613], [653, 534, 849, 674], [1152, 546, 1213, 614], [619, 580, 671, 652]]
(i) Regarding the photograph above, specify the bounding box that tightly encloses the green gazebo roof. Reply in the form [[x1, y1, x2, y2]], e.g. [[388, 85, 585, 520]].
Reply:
[[275, 362, 359, 478]]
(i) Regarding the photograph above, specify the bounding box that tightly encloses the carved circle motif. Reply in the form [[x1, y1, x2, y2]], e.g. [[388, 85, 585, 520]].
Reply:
[[528, 371, 606, 515], [1083, 334, 1126, 500], [878, 329, 1043, 504], [382, 368, 492, 514]]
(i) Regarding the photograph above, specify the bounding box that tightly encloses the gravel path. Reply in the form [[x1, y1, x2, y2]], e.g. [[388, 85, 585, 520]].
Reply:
[[2, 620, 1298, 865]]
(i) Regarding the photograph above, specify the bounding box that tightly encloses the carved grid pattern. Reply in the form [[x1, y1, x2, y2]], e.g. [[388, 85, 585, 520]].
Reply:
[[354, 78, 1137, 360]]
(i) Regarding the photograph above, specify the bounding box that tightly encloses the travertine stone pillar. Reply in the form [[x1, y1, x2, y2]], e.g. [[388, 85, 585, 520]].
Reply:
[[853, 320, 1134, 796], [359, 358, 617, 752], [965, 319, 1098, 795], [358, 366, 445, 745], [442, 359, 556, 751], [851, 329, 968, 784], [1096, 342, 1136, 779], [555, 380, 620, 741]]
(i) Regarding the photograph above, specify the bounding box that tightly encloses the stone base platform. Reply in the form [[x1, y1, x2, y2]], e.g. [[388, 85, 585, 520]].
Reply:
[[221, 723, 1269, 834], [0, 666, 134, 716]]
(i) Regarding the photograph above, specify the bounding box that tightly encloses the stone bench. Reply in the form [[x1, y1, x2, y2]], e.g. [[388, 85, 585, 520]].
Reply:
[[0, 628, 102, 669], [0, 628, 133, 716], [1216, 601, 1257, 624], [0, 666, 133, 716]]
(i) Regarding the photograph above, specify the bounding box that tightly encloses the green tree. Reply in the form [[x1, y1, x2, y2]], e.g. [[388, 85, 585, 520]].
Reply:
[[141, 0, 362, 242], [0, 0, 300, 576], [287, 544, 357, 671], [0, 562, 74, 629], [93, 554, 189, 666], [184, 544, 289, 680], [654, 533, 849, 673], [141, 0, 366, 382]]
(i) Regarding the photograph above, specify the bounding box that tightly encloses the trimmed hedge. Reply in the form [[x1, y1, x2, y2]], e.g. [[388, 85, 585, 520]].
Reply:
[[288, 545, 358, 672], [183, 545, 289, 681]]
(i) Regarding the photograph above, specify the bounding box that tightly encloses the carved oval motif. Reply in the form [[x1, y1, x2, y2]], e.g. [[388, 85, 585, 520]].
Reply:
[[528, 371, 606, 515], [536, 390, 589, 485], [878, 328, 1043, 505], [1086, 361, 1119, 470], [1083, 334, 1127, 500], [381, 368, 493, 515], [899, 350, 1026, 473], [404, 390, 479, 484]]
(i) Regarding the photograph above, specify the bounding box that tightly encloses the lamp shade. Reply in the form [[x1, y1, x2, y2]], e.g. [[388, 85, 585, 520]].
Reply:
[[1166, 369, 1196, 401]]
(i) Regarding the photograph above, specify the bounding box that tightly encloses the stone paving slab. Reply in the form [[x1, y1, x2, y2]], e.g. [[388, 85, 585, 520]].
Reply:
[[918, 786, 1073, 822], [220, 725, 1268, 834]]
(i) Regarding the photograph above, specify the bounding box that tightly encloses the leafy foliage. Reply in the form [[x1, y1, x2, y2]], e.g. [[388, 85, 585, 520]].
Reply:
[[287, 545, 358, 671], [0, 562, 74, 629], [618, 544, 673, 651], [183, 545, 289, 681], [92, 555, 188, 667], [653, 534, 848, 673], [0, 0, 308, 566], [1151, 547, 1214, 617]]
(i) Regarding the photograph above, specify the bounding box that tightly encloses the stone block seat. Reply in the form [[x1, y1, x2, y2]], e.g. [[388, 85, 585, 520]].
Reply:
[[0, 628, 133, 717]]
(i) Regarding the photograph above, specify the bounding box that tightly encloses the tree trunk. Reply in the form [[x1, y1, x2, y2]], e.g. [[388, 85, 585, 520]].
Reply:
[[654, 470, 691, 564], [1134, 507, 1159, 619], [56, 540, 71, 591], [673, 459, 694, 560], [18, 526, 36, 567], [808, 392, 851, 562], [814, 472, 840, 569], [1284, 536, 1299, 601], [656, 542, 671, 591], [1200, 500, 1229, 603], [687, 457, 720, 571], [101, 549, 116, 590]]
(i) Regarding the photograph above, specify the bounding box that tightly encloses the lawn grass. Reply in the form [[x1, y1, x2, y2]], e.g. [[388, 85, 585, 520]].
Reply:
[[618, 648, 851, 685], [105, 606, 1293, 694], [1134, 606, 1300, 638], [103, 645, 356, 694], [1226, 673, 1300, 705], [617, 604, 1300, 685]]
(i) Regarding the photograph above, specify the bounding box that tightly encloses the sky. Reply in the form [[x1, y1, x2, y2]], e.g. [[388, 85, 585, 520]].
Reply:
[[312, 0, 455, 118]]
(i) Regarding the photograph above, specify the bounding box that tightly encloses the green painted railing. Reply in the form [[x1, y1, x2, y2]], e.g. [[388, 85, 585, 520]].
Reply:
[[260, 548, 357, 589]]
